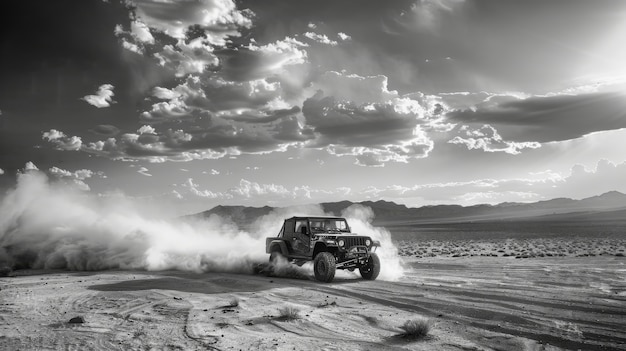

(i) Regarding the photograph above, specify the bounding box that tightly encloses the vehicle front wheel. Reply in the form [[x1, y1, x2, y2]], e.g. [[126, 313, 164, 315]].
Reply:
[[313, 252, 336, 283], [359, 253, 380, 280]]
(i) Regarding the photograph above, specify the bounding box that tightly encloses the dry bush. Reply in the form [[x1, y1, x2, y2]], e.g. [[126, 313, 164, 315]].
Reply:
[[277, 306, 300, 320], [400, 317, 430, 340], [227, 297, 240, 308]]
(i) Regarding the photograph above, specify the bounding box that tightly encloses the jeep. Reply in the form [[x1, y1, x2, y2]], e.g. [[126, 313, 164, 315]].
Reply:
[[265, 216, 381, 282]]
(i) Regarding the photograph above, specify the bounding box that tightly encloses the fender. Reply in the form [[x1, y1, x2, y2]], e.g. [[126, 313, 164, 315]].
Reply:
[[267, 239, 289, 256], [312, 242, 328, 258]]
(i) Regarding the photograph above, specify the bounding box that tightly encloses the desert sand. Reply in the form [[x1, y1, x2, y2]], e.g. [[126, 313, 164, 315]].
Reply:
[[2, 254, 625, 351]]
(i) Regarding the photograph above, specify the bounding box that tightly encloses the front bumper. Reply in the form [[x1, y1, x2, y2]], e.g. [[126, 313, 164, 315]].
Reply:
[[336, 245, 373, 269]]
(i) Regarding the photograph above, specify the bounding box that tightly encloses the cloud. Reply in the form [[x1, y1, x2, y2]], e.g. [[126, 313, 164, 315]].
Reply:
[[129, 0, 253, 46], [559, 159, 626, 198], [130, 19, 155, 44], [137, 125, 156, 134], [302, 72, 446, 165], [137, 166, 152, 177], [23, 162, 39, 171], [393, 0, 466, 33], [231, 179, 291, 198], [359, 158, 626, 205], [181, 178, 222, 198], [90, 124, 120, 137], [141, 75, 290, 122], [120, 37, 143, 54], [0, 168, 4, 175], [48, 166, 103, 191], [112, 0, 255, 89], [337, 32, 351, 41], [219, 37, 309, 82], [82, 84, 116, 108], [47, 117, 307, 162], [304, 32, 338, 46], [446, 91, 626, 143], [154, 38, 219, 77], [46, 65, 454, 166], [42, 130, 83, 151], [448, 124, 541, 154], [177, 178, 344, 204], [311, 71, 398, 104]]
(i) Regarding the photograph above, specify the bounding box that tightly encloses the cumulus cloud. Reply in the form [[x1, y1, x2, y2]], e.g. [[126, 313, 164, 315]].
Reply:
[[64, 64, 454, 165], [337, 32, 351, 41], [176, 178, 348, 205], [130, 19, 155, 44], [141, 75, 292, 123], [302, 73, 445, 165], [48, 166, 103, 191], [120, 37, 143, 54], [137, 125, 156, 134], [130, 0, 252, 46], [42, 130, 82, 151], [46, 118, 305, 162], [23, 162, 39, 171], [304, 32, 338, 46], [448, 124, 541, 154], [154, 38, 219, 77], [45, 0, 576, 168], [0, 168, 4, 175], [82, 84, 116, 108], [181, 178, 222, 198], [112, 0, 256, 90]]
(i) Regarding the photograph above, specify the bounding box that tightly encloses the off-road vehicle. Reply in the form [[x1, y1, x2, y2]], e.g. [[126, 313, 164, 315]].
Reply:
[[265, 216, 381, 282]]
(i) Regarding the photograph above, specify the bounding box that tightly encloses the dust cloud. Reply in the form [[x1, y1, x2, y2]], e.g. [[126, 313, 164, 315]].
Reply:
[[0, 170, 266, 274], [0, 169, 404, 281], [341, 204, 405, 281]]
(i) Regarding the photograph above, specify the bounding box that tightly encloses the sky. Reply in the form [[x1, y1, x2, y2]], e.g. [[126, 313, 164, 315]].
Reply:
[[1, 0, 626, 215]]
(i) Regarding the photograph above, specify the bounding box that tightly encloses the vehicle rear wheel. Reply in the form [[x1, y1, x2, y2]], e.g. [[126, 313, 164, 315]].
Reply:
[[359, 253, 380, 280], [269, 250, 284, 265], [313, 252, 336, 283]]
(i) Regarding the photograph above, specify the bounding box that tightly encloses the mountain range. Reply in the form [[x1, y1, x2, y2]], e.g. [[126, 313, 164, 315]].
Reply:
[[193, 191, 626, 227]]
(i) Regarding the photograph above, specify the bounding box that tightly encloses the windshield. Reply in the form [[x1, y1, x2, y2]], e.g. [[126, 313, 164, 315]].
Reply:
[[309, 219, 350, 233]]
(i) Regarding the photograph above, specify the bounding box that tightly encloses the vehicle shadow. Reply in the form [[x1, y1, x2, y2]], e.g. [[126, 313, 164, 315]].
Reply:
[[86, 268, 364, 295]]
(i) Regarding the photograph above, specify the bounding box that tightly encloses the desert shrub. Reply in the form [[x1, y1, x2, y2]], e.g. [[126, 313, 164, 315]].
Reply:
[[400, 317, 430, 340], [227, 297, 240, 308], [278, 306, 300, 320]]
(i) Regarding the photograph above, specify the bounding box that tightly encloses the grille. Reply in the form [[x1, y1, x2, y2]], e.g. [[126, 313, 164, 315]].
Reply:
[[344, 236, 367, 248]]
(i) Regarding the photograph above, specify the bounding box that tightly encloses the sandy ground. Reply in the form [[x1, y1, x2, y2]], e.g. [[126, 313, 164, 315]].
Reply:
[[1, 256, 625, 351]]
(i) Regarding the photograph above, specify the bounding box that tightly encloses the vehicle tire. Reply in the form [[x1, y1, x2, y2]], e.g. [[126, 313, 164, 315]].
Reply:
[[359, 253, 380, 280], [313, 252, 336, 283]]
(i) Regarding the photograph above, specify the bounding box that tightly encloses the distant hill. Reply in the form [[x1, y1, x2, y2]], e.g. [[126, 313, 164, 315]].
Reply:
[[193, 205, 274, 225], [190, 191, 626, 227]]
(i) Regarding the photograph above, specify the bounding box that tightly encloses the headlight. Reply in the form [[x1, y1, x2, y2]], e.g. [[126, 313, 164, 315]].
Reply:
[[365, 239, 371, 246], [338, 239, 345, 247]]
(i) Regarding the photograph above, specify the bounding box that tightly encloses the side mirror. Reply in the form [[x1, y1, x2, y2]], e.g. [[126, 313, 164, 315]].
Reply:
[[300, 226, 308, 235]]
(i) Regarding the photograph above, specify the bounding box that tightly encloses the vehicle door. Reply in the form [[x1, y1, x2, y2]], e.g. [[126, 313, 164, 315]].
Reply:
[[292, 219, 311, 256]]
